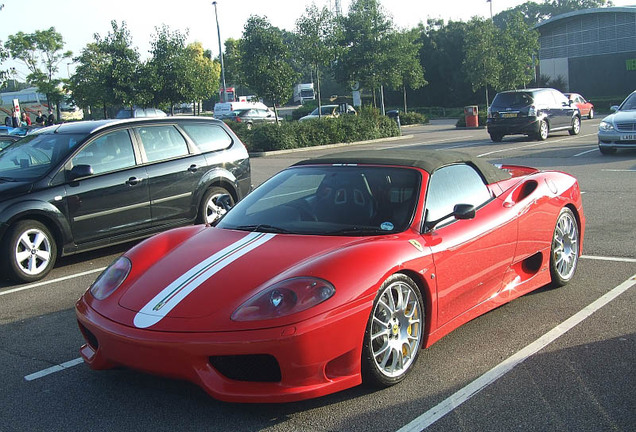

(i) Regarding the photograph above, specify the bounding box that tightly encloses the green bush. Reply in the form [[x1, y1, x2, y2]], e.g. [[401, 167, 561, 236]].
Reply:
[[399, 111, 428, 125], [226, 106, 401, 153]]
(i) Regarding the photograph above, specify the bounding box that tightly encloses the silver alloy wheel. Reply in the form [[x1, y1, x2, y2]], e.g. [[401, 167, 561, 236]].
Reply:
[[552, 210, 579, 282], [204, 192, 228, 224], [571, 116, 581, 135], [15, 227, 53, 276], [370, 279, 423, 378], [538, 120, 549, 140]]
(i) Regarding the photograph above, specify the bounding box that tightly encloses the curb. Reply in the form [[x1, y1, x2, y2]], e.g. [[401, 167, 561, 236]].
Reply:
[[248, 134, 415, 158]]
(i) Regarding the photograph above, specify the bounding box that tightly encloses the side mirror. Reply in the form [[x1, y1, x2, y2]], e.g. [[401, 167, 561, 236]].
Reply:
[[610, 105, 619, 112], [69, 164, 93, 181], [453, 204, 476, 220]]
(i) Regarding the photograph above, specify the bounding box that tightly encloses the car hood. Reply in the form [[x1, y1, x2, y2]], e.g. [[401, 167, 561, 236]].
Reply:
[[111, 228, 371, 332], [604, 109, 636, 124], [0, 180, 33, 201]]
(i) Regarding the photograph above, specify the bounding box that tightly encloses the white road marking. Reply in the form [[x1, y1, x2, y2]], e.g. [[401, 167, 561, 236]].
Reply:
[[397, 273, 636, 432], [582, 255, 636, 263], [573, 148, 598, 157], [0, 268, 106, 297], [601, 169, 636, 172], [477, 133, 596, 157], [24, 358, 84, 381]]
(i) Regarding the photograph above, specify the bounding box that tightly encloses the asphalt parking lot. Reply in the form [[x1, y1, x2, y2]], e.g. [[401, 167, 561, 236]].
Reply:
[[1, 118, 634, 431]]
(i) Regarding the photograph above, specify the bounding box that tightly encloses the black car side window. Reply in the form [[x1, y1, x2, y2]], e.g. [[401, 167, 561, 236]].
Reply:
[[137, 125, 189, 162], [71, 129, 136, 175], [180, 123, 232, 153], [425, 164, 492, 227]]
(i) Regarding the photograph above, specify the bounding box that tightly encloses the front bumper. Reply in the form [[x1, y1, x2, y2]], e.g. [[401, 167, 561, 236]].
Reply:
[[598, 132, 636, 150], [75, 297, 370, 403]]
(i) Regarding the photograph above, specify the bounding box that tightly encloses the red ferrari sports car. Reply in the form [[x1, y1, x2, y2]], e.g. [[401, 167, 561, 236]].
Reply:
[[76, 149, 585, 403]]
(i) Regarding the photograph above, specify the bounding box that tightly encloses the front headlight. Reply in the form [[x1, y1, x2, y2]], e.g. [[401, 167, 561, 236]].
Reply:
[[90, 257, 131, 300], [599, 121, 614, 132], [231, 277, 335, 321]]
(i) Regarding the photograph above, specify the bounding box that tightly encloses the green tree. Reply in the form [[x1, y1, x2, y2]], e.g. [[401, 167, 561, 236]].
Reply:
[[334, 0, 394, 112], [5, 27, 72, 118], [384, 28, 427, 113], [494, 0, 612, 27], [462, 18, 501, 108], [183, 42, 220, 114], [146, 25, 191, 114], [497, 12, 539, 90], [240, 15, 297, 121], [68, 21, 141, 118], [223, 38, 244, 89], [295, 4, 338, 114]]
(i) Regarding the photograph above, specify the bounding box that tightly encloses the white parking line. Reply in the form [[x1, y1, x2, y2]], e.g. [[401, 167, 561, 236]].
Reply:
[[24, 358, 84, 381], [582, 255, 636, 263], [397, 273, 636, 432], [477, 133, 596, 157], [573, 148, 598, 157], [601, 169, 636, 172], [0, 268, 106, 297]]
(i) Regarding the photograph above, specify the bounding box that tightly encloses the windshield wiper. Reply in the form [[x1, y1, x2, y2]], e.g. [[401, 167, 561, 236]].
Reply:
[[233, 224, 292, 234], [325, 227, 387, 236]]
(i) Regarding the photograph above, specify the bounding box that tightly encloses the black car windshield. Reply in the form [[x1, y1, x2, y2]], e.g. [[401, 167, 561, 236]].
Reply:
[[218, 165, 421, 236], [619, 93, 636, 111], [0, 133, 86, 181]]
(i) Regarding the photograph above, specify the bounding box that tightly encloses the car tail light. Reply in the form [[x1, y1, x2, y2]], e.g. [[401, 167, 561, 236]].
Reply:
[[487, 106, 492, 118], [528, 105, 537, 117], [236, 117, 242, 122]]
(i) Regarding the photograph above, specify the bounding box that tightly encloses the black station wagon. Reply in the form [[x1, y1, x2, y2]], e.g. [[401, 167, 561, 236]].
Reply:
[[0, 117, 251, 282]]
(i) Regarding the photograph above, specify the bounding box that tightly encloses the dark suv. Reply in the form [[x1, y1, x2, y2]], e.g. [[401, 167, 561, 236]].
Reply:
[[487, 88, 581, 142], [0, 117, 250, 282]]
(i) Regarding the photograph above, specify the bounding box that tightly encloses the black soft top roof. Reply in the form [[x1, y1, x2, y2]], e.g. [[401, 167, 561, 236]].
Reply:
[[293, 149, 511, 184]]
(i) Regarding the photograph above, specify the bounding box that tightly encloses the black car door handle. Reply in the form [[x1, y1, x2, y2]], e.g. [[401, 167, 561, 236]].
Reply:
[[188, 164, 198, 173], [126, 177, 142, 186]]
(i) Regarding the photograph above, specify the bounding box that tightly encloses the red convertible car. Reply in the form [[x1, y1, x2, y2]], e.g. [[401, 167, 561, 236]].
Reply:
[[76, 149, 585, 403]]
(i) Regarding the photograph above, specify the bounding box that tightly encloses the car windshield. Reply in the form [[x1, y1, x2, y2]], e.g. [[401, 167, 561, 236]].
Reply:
[[619, 93, 636, 111], [0, 132, 86, 181], [218, 165, 421, 236], [492, 92, 533, 108]]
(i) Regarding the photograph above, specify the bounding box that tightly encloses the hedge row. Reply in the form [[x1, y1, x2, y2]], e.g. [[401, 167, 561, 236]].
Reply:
[[226, 108, 401, 153]]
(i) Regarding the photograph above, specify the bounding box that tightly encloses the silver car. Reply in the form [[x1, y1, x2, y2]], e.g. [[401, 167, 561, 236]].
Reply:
[[598, 90, 636, 155]]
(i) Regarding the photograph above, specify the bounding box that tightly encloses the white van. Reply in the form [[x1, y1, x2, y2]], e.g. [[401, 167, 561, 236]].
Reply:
[[213, 101, 269, 119]]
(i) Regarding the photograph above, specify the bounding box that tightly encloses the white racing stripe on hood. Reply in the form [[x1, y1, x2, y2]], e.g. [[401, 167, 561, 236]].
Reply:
[[133, 232, 275, 329]]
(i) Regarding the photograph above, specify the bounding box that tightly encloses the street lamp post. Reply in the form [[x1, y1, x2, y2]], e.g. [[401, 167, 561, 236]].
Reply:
[[213, 1, 228, 103]]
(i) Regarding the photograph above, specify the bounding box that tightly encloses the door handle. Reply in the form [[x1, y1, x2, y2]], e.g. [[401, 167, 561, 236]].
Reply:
[[187, 164, 198, 173], [126, 177, 142, 186]]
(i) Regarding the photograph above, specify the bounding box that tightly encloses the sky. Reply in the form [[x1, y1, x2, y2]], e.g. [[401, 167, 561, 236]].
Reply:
[[1, 0, 635, 80]]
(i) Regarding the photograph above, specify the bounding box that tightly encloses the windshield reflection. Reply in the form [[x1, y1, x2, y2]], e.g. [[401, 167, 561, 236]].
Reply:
[[218, 166, 421, 236]]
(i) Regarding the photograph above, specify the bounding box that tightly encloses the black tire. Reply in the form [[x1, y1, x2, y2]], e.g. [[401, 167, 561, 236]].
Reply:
[[3, 220, 57, 283], [550, 208, 579, 287], [489, 133, 503, 142], [599, 145, 617, 155], [568, 116, 581, 135], [362, 273, 424, 387], [536, 120, 549, 141], [588, 108, 594, 120], [197, 186, 234, 225]]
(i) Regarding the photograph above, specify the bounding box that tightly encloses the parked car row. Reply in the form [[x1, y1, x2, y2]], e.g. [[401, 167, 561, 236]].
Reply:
[[0, 117, 251, 283]]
